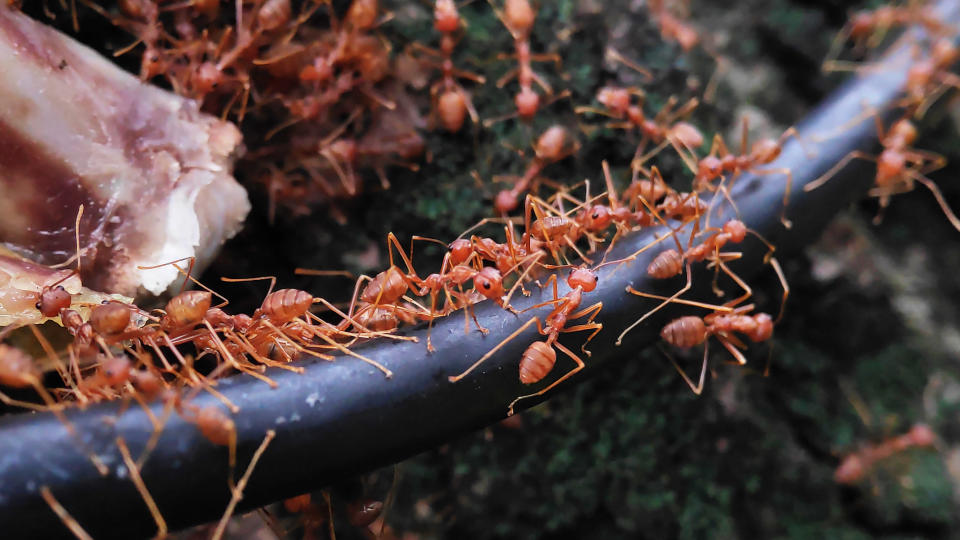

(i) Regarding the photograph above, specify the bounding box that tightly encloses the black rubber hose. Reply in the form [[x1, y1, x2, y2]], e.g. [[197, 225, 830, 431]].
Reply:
[[0, 11, 954, 539]]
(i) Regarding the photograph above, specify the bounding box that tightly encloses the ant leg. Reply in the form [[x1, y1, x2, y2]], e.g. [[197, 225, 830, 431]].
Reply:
[[309, 326, 394, 378], [495, 67, 519, 88], [717, 335, 748, 365], [908, 149, 948, 174], [40, 486, 93, 540], [605, 47, 653, 80], [821, 23, 854, 73], [448, 316, 541, 383], [750, 167, 794, 228], [713, 255, 752, 307], [387, 232, 421, 280], [803, 151, 875, 192], [560, 314, 604, 357], [909, 172, 960, 232], [768, 257, 790, 323], [616, 262, 693, 346], [518, 272, 561, 313], [116, 437, 167, 538], [662, 341, 709, 395], [507, 341, 584, 416], [135, 395, 176, 470], [503, 252, 545, 308], [211, 430, 276, 540], [220, 275, 278, 297]]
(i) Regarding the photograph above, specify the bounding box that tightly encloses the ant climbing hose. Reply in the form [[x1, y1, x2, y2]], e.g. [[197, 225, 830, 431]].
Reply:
[[1, 8, 958, 539]]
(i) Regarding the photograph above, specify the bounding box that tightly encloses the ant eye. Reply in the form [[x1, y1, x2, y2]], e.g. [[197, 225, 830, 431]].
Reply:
[[483, 282, 491, 289], [35, 301, 42, 310], [56, 285, 65, 291], [592, 211, 600, 219], [594, 275, 599, 281]]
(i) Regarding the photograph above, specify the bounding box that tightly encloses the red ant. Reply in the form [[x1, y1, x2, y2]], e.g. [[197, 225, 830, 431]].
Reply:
[[492, 125, 579, 215], [646, 1, 726, 100], [805, 114, 960, 231], [520, 194, 595, 266], [823, 2, 951, 73], [902, 37, 960, 117], [668, 116, 802, 227], [486, 0, 567, 123], [578, 90, 703, 180], [617, 215, 787, 344], [218, 273, 394, 377], [407, 0, 486, 132], [449, 267, 603, 416], [834, 423, 937, 485], [657, 302, 774, 394]]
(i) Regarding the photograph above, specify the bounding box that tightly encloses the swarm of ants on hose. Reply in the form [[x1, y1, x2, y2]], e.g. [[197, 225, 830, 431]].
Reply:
[[3, 0, 960, 537]]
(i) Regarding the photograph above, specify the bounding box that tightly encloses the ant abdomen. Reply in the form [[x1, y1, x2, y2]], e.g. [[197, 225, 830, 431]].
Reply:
[[519, 341, 556, 384], [89, 303, 132, 336], [261, 289, 313, 323], [647, 249, 683, 279], [165, 291, 213, 329], [660, 316, 707, 348]]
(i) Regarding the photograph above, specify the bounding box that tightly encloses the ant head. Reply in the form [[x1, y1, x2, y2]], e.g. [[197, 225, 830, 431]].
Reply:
[[101, 355, 132, 386], [141, 47, 165, 79], [747, 313, 773, 342], [597, 87, 631, 116], [438, 90, 467, 132], [698, 155, 723, 178], [193, 62, 222, 95], [582, 204, 613, 232], [36, 285, 72, 318], [535, 125, 571, 162], [434, 0, 460, 33], [448, 239, 473, 266], [722, 220, 747, 243], [567, 268, 598, 292], [670, 122, 704, 150], [346, 0, 379, 31], [504, 0, 535, 36], [515, 88, 541, 120], [495, 189, 520, 215], [473, 267, 505, 301], [833, 453, 865, 485], [907, 424, 936, 447]]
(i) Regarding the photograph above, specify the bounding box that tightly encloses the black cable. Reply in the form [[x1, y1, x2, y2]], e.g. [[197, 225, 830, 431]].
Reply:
[[0, 7, 954, 538]]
